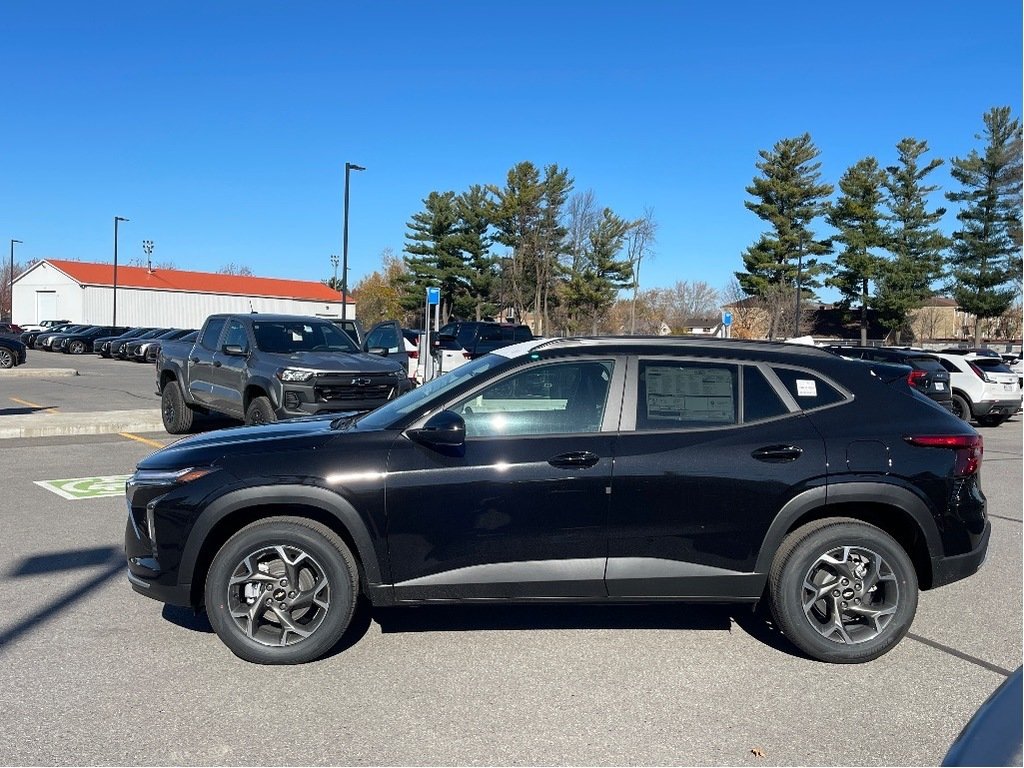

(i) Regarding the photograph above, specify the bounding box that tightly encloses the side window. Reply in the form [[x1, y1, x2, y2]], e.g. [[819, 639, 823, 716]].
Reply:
[[222, 321, 249, 352], [478, 326, 504, 342], [451, 360, 615, 437], [938, 358, 959, 373], [199, 318, 227, 351], [636, 361, 737, 429], [771, 367, 846, 408], [743, 366, 790, 422], [513, 326, 532, 341], [366, 325, 400, 353]]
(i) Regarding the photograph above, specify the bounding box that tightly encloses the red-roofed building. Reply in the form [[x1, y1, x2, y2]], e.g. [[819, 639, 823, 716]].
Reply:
[[12, 259, 353, 327]]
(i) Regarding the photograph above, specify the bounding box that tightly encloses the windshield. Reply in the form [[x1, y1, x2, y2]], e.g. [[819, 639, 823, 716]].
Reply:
[[253, 320, 358, 354], [353, 353, 511, 430]]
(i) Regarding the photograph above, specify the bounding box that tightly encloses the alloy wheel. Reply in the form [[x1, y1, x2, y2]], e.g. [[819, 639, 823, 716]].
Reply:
[[801, 545, 899, 644], [226, 545, 331, 647]]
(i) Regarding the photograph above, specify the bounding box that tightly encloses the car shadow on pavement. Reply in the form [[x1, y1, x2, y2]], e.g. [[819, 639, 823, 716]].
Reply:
[[0, 405, 56, 416]]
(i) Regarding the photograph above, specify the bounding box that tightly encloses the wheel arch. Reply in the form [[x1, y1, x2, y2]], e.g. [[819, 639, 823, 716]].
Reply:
[[180, 485, 383, 609], [755, 483, 941, 589], [243, 380, 274, 412]]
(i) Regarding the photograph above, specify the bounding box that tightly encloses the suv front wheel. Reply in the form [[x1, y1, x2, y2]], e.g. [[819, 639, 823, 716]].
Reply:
[[204, 517, 359, 664], [769, 518, 918, 663]]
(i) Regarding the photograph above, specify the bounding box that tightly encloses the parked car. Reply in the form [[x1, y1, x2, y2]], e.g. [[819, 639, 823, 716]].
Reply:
[[824, 346, 953, 411], [361, 320, 422, 384], [934, 352, 1022, 426], [113, 328, 172, 359], [24, 323, 77, 349], [156, 313, 412, 432], [942, 666, 1023, 766], [432, 321, 534, 375], [0, 323, 24, 336], [94, 327, 154, 356], [126, 328, 193, 362], [0, 336, 27, 368], [141, 329, 197, 364], [36, 324, 94, 350], [331, 318, 364, 348], [19, 319, 71, 333], [58, 325, 129, 354], [127, 336, 990, 665]]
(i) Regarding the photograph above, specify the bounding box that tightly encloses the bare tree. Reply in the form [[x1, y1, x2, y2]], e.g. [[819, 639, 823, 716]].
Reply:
[[218, 262, 254, 276], [624, 208, 657, 334]]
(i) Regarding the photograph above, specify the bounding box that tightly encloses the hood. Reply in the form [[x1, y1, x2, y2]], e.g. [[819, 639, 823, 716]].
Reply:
[[138, 414, 341, 470], [274, 350, 404, 374]]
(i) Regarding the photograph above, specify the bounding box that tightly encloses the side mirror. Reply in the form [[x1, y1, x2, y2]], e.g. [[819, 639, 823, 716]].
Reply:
[[222, 344, 247, 356], [366, 346, 388, 356], [406, 410, 466, 449]]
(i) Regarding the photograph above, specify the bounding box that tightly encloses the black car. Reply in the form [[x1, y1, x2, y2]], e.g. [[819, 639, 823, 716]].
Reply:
[[94, 327, 154, 356], [126, 328, 192, 362], [24, 323, 77, 349], [58, 325, 129, 354], [127, 337, 989, 665], [0, 336, 28, 368], [825, 346, 953, 410], [114, 328, 172, 359]]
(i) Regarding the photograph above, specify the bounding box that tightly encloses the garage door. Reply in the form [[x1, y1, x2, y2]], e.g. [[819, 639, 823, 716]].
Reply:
[[36, 291, 57, 322]]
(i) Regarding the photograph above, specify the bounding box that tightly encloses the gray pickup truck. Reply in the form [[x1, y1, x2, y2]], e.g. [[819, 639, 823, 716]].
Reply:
[[156, 313, 411, 433]]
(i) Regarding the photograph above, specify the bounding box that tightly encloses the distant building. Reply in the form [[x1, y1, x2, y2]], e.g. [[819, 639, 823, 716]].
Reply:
[[12, 259, 353, 328]]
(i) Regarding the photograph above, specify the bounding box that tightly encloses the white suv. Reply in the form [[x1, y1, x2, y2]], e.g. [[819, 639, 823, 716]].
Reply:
[[934, 352, 1022, 427]]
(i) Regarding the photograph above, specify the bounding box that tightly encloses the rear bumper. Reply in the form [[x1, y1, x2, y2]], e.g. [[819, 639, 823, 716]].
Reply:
[[931, 520, 991, 588], [974, 398, 1022, 417]]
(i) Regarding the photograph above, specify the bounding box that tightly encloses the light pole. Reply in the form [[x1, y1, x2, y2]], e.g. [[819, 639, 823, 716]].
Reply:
[[8, 239, 21, 323], [793, 234, 804, 338], [113, 216, 128, 326], [342, 162, 365, 320], [330, 254, 340, 298], [142, 239, 154, 272]]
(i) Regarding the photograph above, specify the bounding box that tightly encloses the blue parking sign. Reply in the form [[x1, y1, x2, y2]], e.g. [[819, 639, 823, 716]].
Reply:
[[427, 287, 440, 306], [723, 312, 733, 326]]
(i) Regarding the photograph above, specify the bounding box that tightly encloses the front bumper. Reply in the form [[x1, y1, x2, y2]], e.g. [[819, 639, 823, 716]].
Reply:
[[931, 520, 991, 588], [125, 519, 193, 606]]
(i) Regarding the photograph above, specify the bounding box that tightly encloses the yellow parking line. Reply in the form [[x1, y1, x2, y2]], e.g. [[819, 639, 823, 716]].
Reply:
[[10, 396, 57, 414], [118, 432, 167, 449]]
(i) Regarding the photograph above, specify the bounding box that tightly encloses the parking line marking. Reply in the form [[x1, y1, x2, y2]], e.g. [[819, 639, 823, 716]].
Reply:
[[35, 475, 131, 500], [10, 396, 57, 414], [907, 633, 1013, 677], [118, 432, 166, 449]]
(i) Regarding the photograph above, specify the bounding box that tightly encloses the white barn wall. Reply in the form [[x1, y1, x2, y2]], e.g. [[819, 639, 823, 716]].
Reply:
[[11, 262, 82, 325], [80, 286, 349, 327]]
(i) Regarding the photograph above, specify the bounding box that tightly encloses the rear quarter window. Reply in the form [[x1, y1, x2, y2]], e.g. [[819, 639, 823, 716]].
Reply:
[[771, 367, 846, 408]]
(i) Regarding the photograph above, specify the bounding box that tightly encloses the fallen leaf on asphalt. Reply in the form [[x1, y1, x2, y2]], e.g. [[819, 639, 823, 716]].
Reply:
[[751, 747, 766, 759]]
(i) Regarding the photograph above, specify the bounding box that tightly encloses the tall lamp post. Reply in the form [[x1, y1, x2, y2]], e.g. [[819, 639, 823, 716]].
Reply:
[[330, 254, 340, 298], [342, 162, 365, 320], [113, 216, 129, 326], [792, 234, 805, 338], [8, 239, 22, 323], [142, 239, 154, 272]]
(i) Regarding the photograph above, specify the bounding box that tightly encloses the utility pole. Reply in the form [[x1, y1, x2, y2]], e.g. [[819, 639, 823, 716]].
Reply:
[[8, 239, 22, 323], [113, 216, 128, 326], [342, 162, 365, 320]]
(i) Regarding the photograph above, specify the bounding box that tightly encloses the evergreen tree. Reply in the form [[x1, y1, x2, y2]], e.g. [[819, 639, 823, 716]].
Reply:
[[946, 106, 1023, 346], [402, 191, 468, 323], [736, 133, 833, 338], [561, 208, 635, 334], [876, 138, 949, 341], [454, 185, 498, 320], [825, 157, 889, 344]]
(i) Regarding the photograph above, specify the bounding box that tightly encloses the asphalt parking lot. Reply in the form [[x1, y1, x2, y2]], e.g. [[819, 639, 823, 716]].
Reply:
[[0, 356, 1021, 765]]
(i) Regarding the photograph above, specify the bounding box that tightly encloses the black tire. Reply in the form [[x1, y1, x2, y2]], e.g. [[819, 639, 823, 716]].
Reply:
[[977, 414, 1008, 427], [161, 380, 195, 434], [244, 395, 277, 426], [950, 393, 972, 422], [69, 339, 86, 355], [204, 517, 358, 664], [0, 348, 14, 368], [768, 517, 918, 663]]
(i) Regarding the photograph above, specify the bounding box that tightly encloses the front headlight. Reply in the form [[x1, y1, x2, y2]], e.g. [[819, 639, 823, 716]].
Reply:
[[276, 368, 317, 382], [129, 466, 216, 487]]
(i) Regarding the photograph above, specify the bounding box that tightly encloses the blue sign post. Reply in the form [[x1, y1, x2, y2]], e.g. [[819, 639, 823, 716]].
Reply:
[[427, 287, 440, 306], [424, 287, 441, 380]]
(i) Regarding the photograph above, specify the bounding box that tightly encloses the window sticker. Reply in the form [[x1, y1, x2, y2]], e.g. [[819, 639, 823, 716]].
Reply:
[[646, 366, 734, 422], [796, 379, 818, 397]]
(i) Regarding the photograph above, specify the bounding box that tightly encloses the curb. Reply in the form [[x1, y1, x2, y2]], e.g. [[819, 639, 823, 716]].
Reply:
[[0, 408, 165, 439], [0, 367, 79, 378]]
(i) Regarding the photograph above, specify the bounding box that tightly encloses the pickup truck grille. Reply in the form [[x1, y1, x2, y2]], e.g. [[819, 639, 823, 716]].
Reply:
[[315, 382, 393, 402]]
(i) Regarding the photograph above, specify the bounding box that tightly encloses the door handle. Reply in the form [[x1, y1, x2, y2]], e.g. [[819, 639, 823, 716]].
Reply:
[[213, 360, 222, 367], [752, 445, 803, 462], [548, 451, 600, 469]]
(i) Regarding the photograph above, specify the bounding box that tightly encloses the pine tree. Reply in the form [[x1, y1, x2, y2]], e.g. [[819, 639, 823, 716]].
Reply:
[[454, 185, 498, 321], [402, 191, 469, 323], [561, 208, 635, 334], [876, 138, 949, 341], [946, 107, 1023, 346], [825, 157, 888, 344], [736, 133, 833, 338]]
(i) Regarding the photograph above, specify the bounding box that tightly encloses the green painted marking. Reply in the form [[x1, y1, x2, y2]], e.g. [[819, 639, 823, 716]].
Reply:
[[34, 475, 131, 500]]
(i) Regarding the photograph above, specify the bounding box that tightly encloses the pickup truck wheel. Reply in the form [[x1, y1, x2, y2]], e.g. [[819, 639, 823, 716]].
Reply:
[[245, 396, 277, 426], [204, 517, 358, 664], [950, 393, 972, 422], [161, 381, 195, 434], [768, 518, 918, 664]]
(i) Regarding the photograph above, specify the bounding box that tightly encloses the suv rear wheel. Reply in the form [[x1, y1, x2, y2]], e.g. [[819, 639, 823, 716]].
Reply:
[[950, 393, 972, 422], [204, 517, 358, 664], [769, 518, 918, 663]]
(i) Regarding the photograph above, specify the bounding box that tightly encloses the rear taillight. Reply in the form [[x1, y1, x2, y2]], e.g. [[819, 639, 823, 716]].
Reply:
[[968, 362, 992, 383], [462, 352, 473, 360], [905, 434, 983, 477], [907, 369, 927, 387], [408, 350, 419, 359]]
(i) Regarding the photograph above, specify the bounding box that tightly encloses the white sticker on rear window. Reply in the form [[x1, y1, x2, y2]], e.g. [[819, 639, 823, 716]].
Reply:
[[796, 379, 817, 397]]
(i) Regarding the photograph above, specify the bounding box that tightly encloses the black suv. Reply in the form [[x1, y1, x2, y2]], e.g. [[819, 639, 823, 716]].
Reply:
[[127, 337, 989, 665], [825, 346, 953, 410]]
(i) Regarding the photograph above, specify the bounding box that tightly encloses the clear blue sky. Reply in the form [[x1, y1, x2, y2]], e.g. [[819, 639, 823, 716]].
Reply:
[[1, 1, 1020, 302]]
